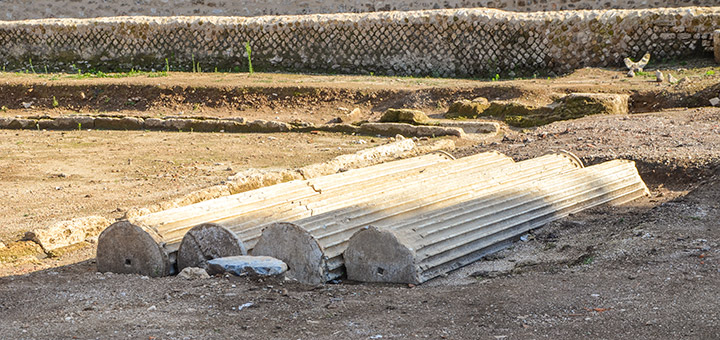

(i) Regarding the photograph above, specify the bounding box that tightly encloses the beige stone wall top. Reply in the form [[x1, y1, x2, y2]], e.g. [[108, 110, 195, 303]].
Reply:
[[6, 6, 719, 27], [1, 7, 718, 77]]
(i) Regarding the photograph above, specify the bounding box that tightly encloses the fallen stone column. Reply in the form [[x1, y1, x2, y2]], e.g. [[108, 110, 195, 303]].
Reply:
[[97, 152, 457, 276], [344, 159, 649, 284], [177, 151, 513, 271], [251, 153, 583, 284]]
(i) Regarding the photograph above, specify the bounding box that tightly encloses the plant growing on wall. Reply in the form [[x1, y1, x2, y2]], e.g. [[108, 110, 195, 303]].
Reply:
[[245, 41, 254, 75]]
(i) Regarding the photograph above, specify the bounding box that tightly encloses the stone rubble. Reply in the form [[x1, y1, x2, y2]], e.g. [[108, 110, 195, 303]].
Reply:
[[207, 256, 288, 276], [655, 70, 665, 83], [177, 267, 211, 280]]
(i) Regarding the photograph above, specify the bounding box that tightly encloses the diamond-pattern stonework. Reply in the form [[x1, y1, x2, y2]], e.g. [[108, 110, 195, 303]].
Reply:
[[0, 8, 717, 77]]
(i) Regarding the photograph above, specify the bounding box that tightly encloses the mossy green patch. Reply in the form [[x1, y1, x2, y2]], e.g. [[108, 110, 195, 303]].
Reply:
[[0, 241, 44, 263], [46, 241, 92, 258]]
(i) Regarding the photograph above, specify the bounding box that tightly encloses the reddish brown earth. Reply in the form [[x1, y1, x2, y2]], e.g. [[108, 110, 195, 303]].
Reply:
[[1, 65, 720, 339]]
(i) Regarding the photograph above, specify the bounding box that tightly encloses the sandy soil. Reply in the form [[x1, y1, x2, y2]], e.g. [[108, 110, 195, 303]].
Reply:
[[0, 130, 382, 242], [1, 67, 720, 339]]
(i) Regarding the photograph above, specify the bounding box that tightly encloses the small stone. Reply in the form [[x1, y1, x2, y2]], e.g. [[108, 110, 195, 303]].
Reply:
[[446, 99, 491, 118], [668, 74, 678, 83], [334, 108, 363, 124], [207, 256, 288, 277], [147, 305, 157, 311], [177, 267, 210, 280], [655, 70, 664, 82], [0, 242, 5, 248], [709, 97, 720, 107], [380, 108, 430, 125], [627, 69, 635, 77]]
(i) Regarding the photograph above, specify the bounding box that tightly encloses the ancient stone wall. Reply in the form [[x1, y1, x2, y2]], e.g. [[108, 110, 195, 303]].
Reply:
[[0, 0, 716, 20], [1, 7, 718, 77]]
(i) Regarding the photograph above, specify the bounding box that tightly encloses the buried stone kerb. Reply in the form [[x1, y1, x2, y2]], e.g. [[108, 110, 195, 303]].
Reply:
[[251, 222, 328, 285], [96, 221, 169, 277], [344, 226, 418, 284], [177, 223, 247, 272]]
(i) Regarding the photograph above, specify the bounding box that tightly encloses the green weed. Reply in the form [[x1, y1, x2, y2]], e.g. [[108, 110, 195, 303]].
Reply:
[[245, 42, 254, 74]]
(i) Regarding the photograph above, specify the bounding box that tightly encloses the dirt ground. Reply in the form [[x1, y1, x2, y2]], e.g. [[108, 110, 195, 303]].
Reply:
[[1, 58, 719, 126], [1, 64, 720, 339]]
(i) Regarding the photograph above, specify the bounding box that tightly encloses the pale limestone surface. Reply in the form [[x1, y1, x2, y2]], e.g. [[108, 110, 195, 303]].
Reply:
[[0, 0, 715, 20]]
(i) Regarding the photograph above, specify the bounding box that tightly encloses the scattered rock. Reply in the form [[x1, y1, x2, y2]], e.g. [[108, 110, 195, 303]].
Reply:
[[434, 120, 499, 135], [38, 116, 95, 130], [25, 216, 112, 251], [556, 93, 629, 116], [0, 242, 5, 248], [380, 108, 430, 125], [162, 118, 192, 131], [668, 74, 678, 83], [21, 101, 33, 109], [715, 29, 720, 64], [334, 107, 363, 124], [710, 97, 720, 107], [94, 117, 144, 130], [177, 267, 210, 280], [503, 93, 628, 127], [482, 101, 549, 118], [446, 98, 491, 118], [247, 119, 292, 132], [655, 70, 664, 82], [359, 122, 464, 138], [627, 69, 635, 77], [4, 118, 37, 129], [177, 223, 247, 272], [143, 118, 165, 130], [237, 302, 254, 311], [207, 256, 288, 276]]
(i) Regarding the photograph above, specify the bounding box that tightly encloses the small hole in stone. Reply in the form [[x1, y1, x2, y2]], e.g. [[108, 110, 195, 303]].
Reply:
[[124, 259, 132, 267], [376, 267, 385, 276]]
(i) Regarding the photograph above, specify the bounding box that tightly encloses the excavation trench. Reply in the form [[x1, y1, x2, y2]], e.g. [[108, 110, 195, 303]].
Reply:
[[0, 75, 716, 126]]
